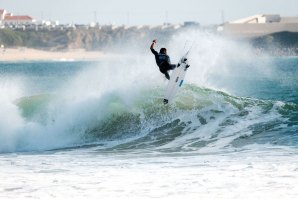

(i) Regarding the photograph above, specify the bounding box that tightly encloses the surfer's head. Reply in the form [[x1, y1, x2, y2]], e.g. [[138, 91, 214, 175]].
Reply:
[[160, 48, 167, 54]]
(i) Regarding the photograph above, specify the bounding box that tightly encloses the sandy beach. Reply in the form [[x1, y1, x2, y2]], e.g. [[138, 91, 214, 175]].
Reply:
[[0, 48, 105, 61]]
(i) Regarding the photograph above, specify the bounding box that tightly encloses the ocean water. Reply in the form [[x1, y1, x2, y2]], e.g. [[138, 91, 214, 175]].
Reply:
[[0, 32, 298, 198]]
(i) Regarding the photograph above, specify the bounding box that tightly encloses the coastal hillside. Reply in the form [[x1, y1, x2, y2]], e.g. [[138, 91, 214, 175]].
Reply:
[[0, 26, 182, 51], [0, 27, 298, 55], [249, 31, 298, 55]]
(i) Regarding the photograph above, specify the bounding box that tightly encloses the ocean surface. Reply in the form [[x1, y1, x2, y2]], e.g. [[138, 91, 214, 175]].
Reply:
[[0, 32, 298, 198]]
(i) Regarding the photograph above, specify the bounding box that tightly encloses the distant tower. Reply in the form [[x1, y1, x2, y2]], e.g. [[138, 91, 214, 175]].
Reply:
[[164, 11, 169, 25], [127, 12, 130, 25], [221, 10, 225, 24], [94, 11, 97, 23]]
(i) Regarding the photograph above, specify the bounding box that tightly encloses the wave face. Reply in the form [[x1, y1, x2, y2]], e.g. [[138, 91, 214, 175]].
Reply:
[[0, 30, 297, 153]]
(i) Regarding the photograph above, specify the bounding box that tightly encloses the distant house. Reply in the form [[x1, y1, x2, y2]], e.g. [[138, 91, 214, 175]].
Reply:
[[220, 14, 298, 37], [0, 8, 35, 26], [4, 15, 35, 25], [229, 14, 281, 24]]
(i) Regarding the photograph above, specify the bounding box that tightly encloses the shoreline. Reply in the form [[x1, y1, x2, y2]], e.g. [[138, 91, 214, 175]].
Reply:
[[0, 48, 106, 62]]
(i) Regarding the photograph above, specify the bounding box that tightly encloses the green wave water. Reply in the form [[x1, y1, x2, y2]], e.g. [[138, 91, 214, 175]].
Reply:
[[13, 84, 296, 152]]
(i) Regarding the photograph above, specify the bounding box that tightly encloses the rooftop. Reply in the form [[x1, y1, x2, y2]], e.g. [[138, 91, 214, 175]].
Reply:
[[4, 15, 34, 21]]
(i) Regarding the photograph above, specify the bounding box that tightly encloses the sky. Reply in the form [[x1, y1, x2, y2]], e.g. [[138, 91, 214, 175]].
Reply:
[[0, 0, 297, 25]]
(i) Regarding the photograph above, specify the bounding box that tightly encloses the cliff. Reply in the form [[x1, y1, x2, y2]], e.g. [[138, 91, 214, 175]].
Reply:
[[1, 27, 298, 56], [249, 31, 298, 55], [0, 26, 182, 52]]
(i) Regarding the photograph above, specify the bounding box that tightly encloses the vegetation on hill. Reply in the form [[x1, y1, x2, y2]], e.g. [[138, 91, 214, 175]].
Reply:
[[0, 27, 297, 56], [0, 26, 182, 51]]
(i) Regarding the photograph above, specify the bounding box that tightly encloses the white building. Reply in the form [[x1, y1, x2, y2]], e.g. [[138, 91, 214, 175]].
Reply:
[[0, 9, 7, 20], [3, 15, 35, 25], [0, 9, 35, 26], [221, 14, 298, 37]]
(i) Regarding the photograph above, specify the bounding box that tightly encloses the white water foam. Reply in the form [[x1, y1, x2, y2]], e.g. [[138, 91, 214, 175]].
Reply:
[[1, 147, 298, 199]]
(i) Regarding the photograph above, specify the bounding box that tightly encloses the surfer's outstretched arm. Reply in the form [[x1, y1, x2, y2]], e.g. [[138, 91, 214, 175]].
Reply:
[[150, 39, 157, 50], [150, 39, 158, 55]]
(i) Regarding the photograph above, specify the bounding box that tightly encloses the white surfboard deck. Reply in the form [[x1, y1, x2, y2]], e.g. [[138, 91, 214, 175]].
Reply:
[[163, 55, 189, 104]]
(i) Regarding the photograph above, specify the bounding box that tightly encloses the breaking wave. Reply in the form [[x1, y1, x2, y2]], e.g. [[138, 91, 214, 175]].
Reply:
[[0, 84, 293, 153]]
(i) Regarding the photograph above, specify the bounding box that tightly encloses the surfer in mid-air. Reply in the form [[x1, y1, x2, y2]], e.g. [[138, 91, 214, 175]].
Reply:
[[150, 39, 176, 80]]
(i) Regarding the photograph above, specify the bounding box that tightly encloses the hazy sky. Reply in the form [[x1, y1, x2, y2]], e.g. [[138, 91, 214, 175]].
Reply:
[[0, 0, 297, 25]]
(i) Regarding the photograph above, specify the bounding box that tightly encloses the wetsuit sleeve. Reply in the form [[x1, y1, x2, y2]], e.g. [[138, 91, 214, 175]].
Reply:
[[151, 48, 158, 56], [167, 56, 171, 64]]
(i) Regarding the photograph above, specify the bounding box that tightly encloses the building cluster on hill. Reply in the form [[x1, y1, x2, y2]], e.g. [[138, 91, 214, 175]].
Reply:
[[220, 14, 298, 37], [0, 8, 201, 32]]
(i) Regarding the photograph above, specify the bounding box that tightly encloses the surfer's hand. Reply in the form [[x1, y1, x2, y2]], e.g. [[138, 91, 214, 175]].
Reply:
[[153, 39, 157, 43]]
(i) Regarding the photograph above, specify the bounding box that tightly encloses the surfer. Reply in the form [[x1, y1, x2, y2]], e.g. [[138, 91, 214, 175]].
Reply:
[[150, 39, 176, 80]]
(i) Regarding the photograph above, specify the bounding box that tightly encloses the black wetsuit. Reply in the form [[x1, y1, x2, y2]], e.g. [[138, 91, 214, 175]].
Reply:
[[151, 48, 176, 80]]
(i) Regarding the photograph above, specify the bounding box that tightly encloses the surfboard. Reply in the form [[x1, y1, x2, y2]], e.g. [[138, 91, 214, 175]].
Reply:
[[163, 54, 190, 104]]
